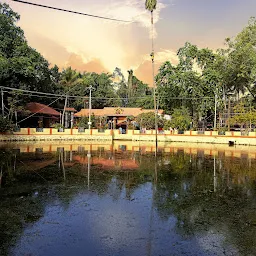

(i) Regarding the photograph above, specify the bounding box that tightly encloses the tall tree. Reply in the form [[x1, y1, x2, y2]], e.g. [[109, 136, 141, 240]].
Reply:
[[0, 3, 60, 118], [145, 0, 158, 143], [60, 67, 82, 91], [59, 67, 83, 125], [224, 18, 256, 100], [127, 69, 133, 98]]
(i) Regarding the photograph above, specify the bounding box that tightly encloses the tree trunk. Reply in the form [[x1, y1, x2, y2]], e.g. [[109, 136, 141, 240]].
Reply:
[[151, 10, 158, 152]]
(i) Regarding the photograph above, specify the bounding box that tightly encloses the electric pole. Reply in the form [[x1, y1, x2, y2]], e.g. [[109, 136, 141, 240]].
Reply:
[[88, 85, 93, 130]]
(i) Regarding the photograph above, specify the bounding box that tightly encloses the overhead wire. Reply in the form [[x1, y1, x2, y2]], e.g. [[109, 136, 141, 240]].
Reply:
[[6, 2, 214, 121], [1, 86, 214, 100], [12, 0, 132, 23], [16, 83, 83, 124]]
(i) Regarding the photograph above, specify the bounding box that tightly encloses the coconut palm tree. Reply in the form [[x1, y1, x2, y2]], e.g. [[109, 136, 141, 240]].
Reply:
[[60, 67, 82, 89], [145, 0, 158, 149], [60, 67, 82, 127]]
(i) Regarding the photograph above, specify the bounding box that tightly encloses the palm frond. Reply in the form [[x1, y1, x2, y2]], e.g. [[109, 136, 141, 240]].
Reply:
[[145, 0, 157, 12]]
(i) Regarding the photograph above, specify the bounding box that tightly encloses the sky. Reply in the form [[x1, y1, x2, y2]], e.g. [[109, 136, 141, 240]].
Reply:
[[4, 0, 256, 85]]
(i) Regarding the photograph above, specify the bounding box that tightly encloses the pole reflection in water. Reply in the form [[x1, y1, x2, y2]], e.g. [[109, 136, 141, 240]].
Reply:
[[59, 148, 66, 181], [0, 167, 2, 188], [1, 142, 256, 255], [87, 149, 91, 189], [214, 154, 217, 192]]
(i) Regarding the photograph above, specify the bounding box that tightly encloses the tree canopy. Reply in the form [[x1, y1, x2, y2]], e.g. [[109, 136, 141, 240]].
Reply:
[[2, 2, 256, 130]]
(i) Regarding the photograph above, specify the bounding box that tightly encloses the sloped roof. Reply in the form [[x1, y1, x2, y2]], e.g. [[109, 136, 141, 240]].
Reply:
[[26, 102, 60, 116], [65, 107, 77, 112], [104, 107, 143, 116], [75, 107, 164, 117], [75, 109, 104, 117]]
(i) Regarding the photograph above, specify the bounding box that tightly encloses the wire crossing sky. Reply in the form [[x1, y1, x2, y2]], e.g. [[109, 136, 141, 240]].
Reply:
[[6, 0, 256, 85], [12, 0, 132, 23]]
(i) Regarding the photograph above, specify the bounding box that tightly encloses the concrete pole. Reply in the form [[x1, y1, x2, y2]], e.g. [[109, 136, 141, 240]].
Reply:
[[88, 85, 92, 130], [228, 98, 230, 131], [214, 92, 217, 130]]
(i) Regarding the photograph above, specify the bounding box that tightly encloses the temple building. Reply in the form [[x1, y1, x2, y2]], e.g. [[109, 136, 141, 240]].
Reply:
[[75, 107, 164, 130]]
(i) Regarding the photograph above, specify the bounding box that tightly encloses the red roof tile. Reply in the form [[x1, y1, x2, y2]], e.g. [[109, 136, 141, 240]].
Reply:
[[75, 107, 164, 117], [65, 107, 77, 112], [26, 102, 60, 116]]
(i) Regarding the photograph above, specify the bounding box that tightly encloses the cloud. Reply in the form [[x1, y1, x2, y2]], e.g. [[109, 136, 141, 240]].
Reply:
[[8, 0, 174, 84], [134, 48, 178, 86], [103, 0, 169, 38], [65, 54, 108, 74]]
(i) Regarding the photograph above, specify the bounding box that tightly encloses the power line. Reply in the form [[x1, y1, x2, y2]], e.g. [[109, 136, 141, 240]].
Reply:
[[16, 82, 82, 124], [12, 0, 132, 23], [1, 86, 215, 100]]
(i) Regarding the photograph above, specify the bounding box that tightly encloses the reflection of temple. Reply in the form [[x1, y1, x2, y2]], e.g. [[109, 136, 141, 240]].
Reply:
[[73, 156, 139, 170]]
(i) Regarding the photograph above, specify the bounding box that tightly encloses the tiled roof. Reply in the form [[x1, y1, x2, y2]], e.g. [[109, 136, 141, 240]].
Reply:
[[65, 107, 77, 112], [75, 107, 164, 117], [74, 109, 104, 117], [26, 102, 60, 116]]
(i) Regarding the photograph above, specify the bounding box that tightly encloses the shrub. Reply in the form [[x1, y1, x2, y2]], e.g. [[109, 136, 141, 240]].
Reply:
[[53, 123, 64, 129], [0, 116, 14, 133], [171, 107, 191, 131]]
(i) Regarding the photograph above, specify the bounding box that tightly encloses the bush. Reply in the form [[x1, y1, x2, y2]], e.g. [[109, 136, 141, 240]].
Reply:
[[163, 120, 172, 130], [171, 107, 191, 131], [135, 112, 163, 129], [0, 116, 14, 133], [52, 123, 64, 129], [77, 116, 88, 128]]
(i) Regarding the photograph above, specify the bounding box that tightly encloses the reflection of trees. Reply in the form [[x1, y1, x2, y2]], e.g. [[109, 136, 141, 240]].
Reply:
[[3, 146, 256, 255], [154, 153, 256, 255], [0, 191, 46, 256], [0, 148, 18, 186]]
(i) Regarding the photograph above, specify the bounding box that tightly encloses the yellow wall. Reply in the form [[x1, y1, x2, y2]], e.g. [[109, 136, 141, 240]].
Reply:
[[13, 128, 28, 135], [52, 129, 71, 135]]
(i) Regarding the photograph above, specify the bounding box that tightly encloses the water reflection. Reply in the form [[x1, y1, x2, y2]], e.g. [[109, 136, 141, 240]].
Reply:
[[0, 142, 256, 255]]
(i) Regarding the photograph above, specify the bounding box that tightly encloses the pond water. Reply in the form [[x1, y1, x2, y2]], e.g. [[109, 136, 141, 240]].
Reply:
[[1, 141, 256, 256]]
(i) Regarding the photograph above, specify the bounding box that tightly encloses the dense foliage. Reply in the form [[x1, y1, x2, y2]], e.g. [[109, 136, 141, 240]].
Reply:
[[0, 3, 153, 126], [170, 107, 192, 131], [1, 2, 256, 130], [156, 18, 256, 129], [135, 112, 164, 129]]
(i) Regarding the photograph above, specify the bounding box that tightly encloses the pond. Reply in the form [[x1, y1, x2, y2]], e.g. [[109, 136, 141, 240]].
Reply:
[[0, 141, 256, 256]]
